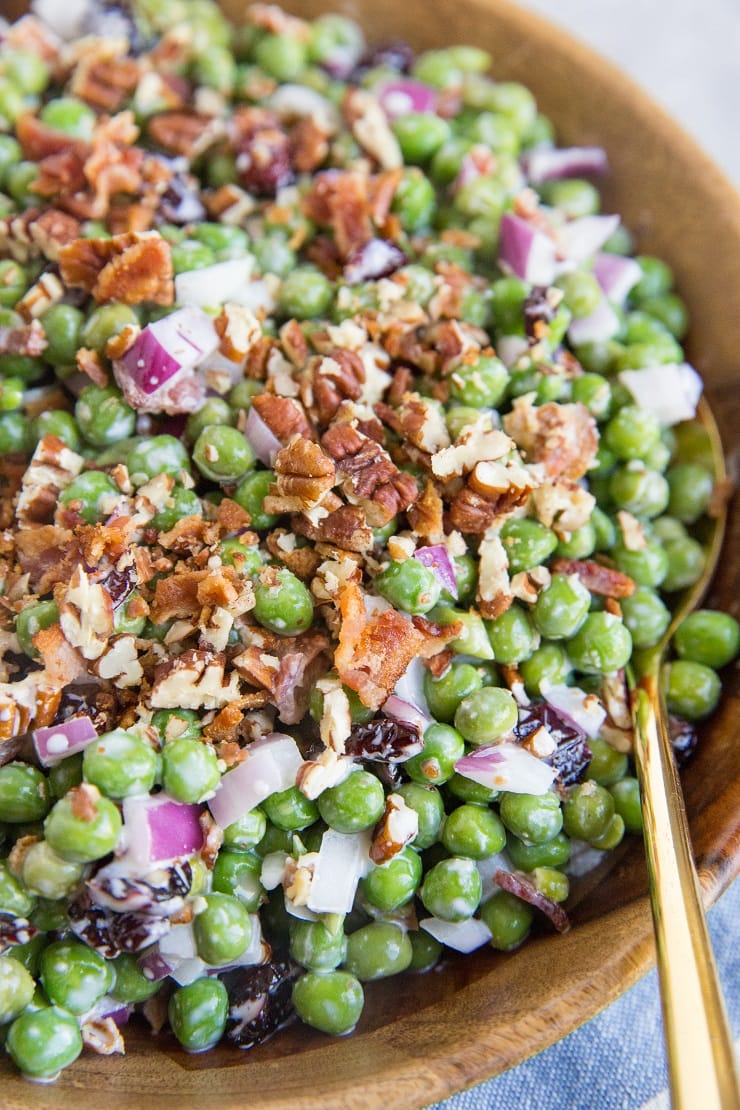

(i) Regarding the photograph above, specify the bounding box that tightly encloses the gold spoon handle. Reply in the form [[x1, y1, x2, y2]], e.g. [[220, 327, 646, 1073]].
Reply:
[[632, 677, 740, 1110]]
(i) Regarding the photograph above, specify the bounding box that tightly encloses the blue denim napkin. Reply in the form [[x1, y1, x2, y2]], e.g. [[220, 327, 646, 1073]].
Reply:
[[432, 877, 740, 1110]]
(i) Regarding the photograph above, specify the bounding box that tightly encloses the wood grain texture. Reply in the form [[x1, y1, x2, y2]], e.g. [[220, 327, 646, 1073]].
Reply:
[[1, 0, 739, 1106]]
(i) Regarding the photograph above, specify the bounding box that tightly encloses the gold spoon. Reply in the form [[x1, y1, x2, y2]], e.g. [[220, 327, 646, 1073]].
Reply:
[[629, 397, 739, 1110]]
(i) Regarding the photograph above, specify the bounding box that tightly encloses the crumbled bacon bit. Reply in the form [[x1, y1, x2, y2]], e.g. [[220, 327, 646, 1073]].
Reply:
[[303, 171, 374, 259], [76, 346, 109, 387], [59, 230, 174, 306], [34, 623, 88, 686], [550, 558, 636, 598], [494, 869, 571, 933], [0, 319, 47, 358], [290, 116, 331, 174], [70, 783, 102, 822]]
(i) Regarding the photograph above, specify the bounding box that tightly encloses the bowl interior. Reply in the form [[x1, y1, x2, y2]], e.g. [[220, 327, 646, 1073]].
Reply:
[[2, 1, 739, 1106]]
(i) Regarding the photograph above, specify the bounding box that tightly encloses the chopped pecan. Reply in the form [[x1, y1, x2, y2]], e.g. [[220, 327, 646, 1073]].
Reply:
[[214, 304, 261, 363], [203, 704, 244, 745], [26, 209, 82, 260], [233, 627, 331, 724], [307, 349, 366, 426], [82, 1016, 126, 1057], [0, 319, 47, 358], [477, 531, 513, 620], [376, 392, 450, 455], [407, 481, 445, 543], [95, 635, 143, 688], [343, 87, 402, 171], [322, 422, 418, 527], [76, 346, 109, 387], [303, 171, 373, 259], [246, 3, 310, 36], [59, 230, 174, 306], [531, 478, 596, 538], [58, 565, 114, 661], [290, 116, 330, 174], [616, 510, 647, 552], [431, 418, 512, 481], [250, 393, 315, 445], [147, 110, 221, 158], [198, 809, 224, 870], [264, 436, 336, 515], [550, 558, 636, 598], [70, 53, 141, 113], [450, 458, 539, 535], [15, 270, 64, 322], [16, 435, 84, 526], [150, 649, 241, 710], [35, 622, 88, 686], [15, 525, 82, 594], [370, 792, 419, 864], [315, 674, 352, 753], [503, 396, 598, 481], [279, 319, 309, 368], [292, 504, 373, 554]]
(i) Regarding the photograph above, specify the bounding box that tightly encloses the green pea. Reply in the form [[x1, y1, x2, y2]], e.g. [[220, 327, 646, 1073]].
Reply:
[[420, 856, 482, 921], [612, 540, 669, 589], [169, 977, 229, 1052], [392, 113, 451, 163], [661, 536, 706, 592], [211, 850, 263, 912], [194, 893, 254, 967], [81, 303, 139, 354], [5, 160, 38, 206], [571, 373, 612, 420], [262, 786, 319, 831], [445, 771, 499, 805], [533, 573, 590, 640], [674, 610, 739, 669], [40, 938, 113, 1014], [0, 134, 21, 187], [532, 866, 570, 903], [665, 463, 714, 524], [254, 31, 307, 80], [151, 707, 202, 743], [661, 660, 721, 721], [604, 404, 661, 461], [222, 808, 267, 851], [0, 762, 50, 822], [44, 784, 122, 863], [253, 566, 314, 635], [193, 424, 255, 483], [566, 612, 632, 674], [480, 80, 537, 139], [110, 953, 160, 1004], [0, 374, 23, 411], [500, 518, 558, 574], [448, 354, 509, 408], [251, 234, 296, 278], [424, 662, 483, 723], [395, 783, 444, 849], [585, 737, 629, 786], [279, 267, 333, 319], [499, 791, 563, 846], [170, 239, 216, 274], [519, 642, 572, 696], [506, 830, 571, 871], [556, 270, 602, 318], [639, 293, 688, 339], [40, 96, 96, 139], [609, 776, 643, 833], [151, 486, 203, 532], [162, 736, 221, 804], [540, 177, 600, 217], [193, 43, 237, 92], [288, 919, 346, 972], [374, 557, 441, 615], [21, 840, 83, 899], [392, 167, 436, 232], [48, 753, 84, 800], [232, 470, 281, 531], [0, 860, 36, 917], [343, 922, 412, 981], [59, 470, 120, 523], [408, 929, 443, 972], [563, 781, 615, 841], [441, 803, 506, 859], [359, 846, 422, 912], [127, 435, 191, 485], [32, 409, 81, 450], [620, 587, 671, 650], [412, 48, 463, 87], [555, 522, 596, 560], [0, 258, 26, 307], [15, 599, 59, 659], [481, 890, 534, 950], [631, 255, 673, 302], [184, 398, 234, 444], [83, 728, 158, 799], [0, 410, 30, 453], [292, 969, 364, 1035], [454, 686, 518, 745], [590, 812, 625, 850], [75, 385, 136, 448], [317, 770, 385, 834], [486, 602, 539, 664], [404, 723, 465, 786], [40, 304, 84, 365], [6, 1006, 83, 1080], [0, 955, 35, 1024]]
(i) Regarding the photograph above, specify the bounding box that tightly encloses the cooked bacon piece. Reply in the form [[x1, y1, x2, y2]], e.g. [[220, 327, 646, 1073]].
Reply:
[[290, 116, 330, 174], [334, 580, 460, 709], [34, 623, 87, 686], [15, 526, 83, 594], [0, 320, 46, 357], [321, 422, 418, 526], [59, 231, 174, 306], [503, 396, 598, 481], [150, 569, 207, 624], [16, 113, 87, 162], [234, 628, 331, 724], [407, 481, 445, 543], [494, 869, 571, 934], [70, 55, 141, 113], [550, 558, 636, 598]]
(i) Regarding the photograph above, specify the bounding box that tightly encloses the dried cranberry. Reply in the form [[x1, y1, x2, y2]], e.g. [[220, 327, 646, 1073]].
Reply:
[[98, 564, 136, 609], [54, 681, 120, 735], [159, 174, 206, 225], [0, 913, 38, 954], [236, 131, 294, 198], [669, 714, 699, 767], [358, 40, 415, 75], [345, 718, 422, 763], [515, 702, 592, 786], [224, 953, 300, 1048], [68, 891, 171, 958], [343, 238, 407, 285], [523, 286, 555, 341], [87, 860, 192, 915]]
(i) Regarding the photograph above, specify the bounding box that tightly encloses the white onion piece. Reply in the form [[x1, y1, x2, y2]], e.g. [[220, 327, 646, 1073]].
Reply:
[[455, 743, 556, 795], [284, 894, 319, 922], [33, 716, 97, 766], [559, 214, 620, 263], [159, 922, 198, 960], [307, 828, 372, 914], [230, 278, 276, 314], [593, 252, 642, 305], [476, 852, 512, 901], [567, 295, 620, 345], [540, 682, 606, 739], [267, 84, 340, 131], [522, 145, 608, 185], [499, 213, 557, 286], [32, 0, 88, 39], [260, 851, 289, 891], [393, 656, 432, 717], [566, 840, 607, 877], [420, 916, 492, 953], [174, 257, 254, 307], [121, 795, 204, 867], [618, 362, 703, 426], [244, 401, 283, 465], [208, 733, 303, 828], [496, 334, 529, 368], [169, 958, 207, 986]]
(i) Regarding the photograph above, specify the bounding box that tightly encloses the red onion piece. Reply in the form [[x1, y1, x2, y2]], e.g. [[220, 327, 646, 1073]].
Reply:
[[377, 78, 438, 119], [567, 295, 620, 345], [174, 258, 255, 308], [307, 828, 372, 914], [455, 742, 556, 795], [381, 695, 433, 735], [541, 683, 606, 739], [343, 238, 407, 285], [494, 869, 571, 933], [33, 716, 97, 767], [522, 145, 608, 185], [499, 213, 557, 286], [116, 306, 218, 396], [618, 362, 702, 426], [419, 915, 492, 953], [138, 950, 176, 983], [208, 733, 304, 829], [244, 403, 283, 466], [414, 544, 458, 600], [122, 795, 204, 866], [593, 251, 642, 305], [559, 213, 620, 263]]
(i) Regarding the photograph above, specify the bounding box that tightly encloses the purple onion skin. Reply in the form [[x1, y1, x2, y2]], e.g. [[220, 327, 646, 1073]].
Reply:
[[354, 40, 415, 77], [515, 702, 592, 786], [343, 239, 407, 285]]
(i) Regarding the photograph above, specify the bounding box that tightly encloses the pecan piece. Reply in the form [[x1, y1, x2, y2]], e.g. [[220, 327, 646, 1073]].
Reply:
[[309, 348, 366, 426], [303, 171, 373, 259], [264, 436, 336, 515], [321, 422, 418, 527], [250, 393, 315, 445], [290, 116, 330, 173], [59, 231, 174, 306], [147, 111, 220, 158], [503, 396, 598, 481], [16, 434, 84, 526], [370, 792, 419, 864]]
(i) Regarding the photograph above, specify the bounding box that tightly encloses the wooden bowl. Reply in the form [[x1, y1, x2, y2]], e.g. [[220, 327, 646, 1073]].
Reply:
[[3, 1, 739, 1106]]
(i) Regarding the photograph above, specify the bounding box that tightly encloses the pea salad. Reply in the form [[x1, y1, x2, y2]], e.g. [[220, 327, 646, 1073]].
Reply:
[[0, 0, 737, 1083]]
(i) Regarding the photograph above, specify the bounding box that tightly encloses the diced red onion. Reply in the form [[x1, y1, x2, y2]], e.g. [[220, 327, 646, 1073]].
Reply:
[[376, 78, 438, 119], [419, 915, 492, 953], [593, 252, 642, 305], [414, 544, 458, 600], [33, 716, 97, 767], [208, 733, 303, 829], [174, 258, 255, 308], [82, 995, 132, 1027], [122, 795, 204, 867], [392, 657, 432, 718], [381, 695, 433, 734], [567, 295, 620, 345], [116, 307, 218, 396], [244, 403, 283, 466], [618, 362, 703, 426], [455, 742, 556, 795], [559, 214, 620, 264], [307, 828, 372, 914], [541, 683, 607, 739], [499, 213, 557, 286], [496, 334, 529, 368], [344, 238, 407, 285], [138, 950, 176, 983], [522, 145, 608, 185]]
